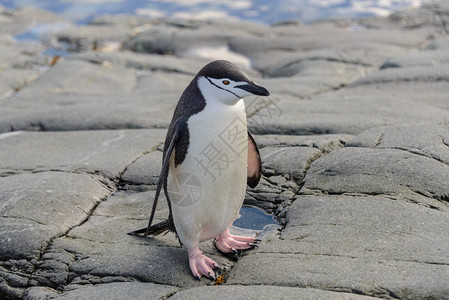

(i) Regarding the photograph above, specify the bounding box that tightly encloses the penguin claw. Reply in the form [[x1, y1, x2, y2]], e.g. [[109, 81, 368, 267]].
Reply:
[[208, 272, 216, 281], [213, 263, 223, 271], [215, 229, 260, 253], [188, 247, 219, 281]]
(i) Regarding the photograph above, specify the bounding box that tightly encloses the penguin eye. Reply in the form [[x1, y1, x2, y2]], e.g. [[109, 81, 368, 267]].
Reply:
[[222, 80, 230, 85]]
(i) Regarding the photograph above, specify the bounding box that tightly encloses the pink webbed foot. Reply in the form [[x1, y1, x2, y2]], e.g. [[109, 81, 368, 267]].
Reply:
[[214, 228, 259, 254], [188, 247, 222, 281]]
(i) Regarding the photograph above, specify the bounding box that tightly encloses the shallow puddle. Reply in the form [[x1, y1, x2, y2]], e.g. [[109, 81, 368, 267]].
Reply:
[[233, 205, 279, 231]]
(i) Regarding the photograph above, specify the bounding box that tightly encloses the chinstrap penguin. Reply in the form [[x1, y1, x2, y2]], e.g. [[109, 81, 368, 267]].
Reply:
[[129, 60, 270, 280]]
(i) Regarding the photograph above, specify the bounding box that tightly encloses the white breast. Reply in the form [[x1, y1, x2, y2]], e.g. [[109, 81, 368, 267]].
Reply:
[[167, 90, 248, 248]]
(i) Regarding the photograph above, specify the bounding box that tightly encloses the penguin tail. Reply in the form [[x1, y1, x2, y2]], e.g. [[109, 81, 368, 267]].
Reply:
[[127, 219, 170, 237]]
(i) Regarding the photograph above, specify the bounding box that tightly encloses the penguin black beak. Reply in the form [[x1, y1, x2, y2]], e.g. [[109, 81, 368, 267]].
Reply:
[[236, 82, 270, 96]]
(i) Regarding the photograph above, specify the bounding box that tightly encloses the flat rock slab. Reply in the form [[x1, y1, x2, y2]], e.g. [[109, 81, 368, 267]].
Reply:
[[170, 285, 379, 299], [260, 146, 322, 181], [0, 6, 68, 99], [24, 282, 177, 300], [249, 65, 449, 135], [0, 172, 111, 260], [68, 51, 212, 75], [254, 134, 353, 151], [348, 124, 449, 165], [302, 124, 449, 210], [33, 191, 232, 290], [0, 129, 165, 179], [121, 150, 162, 186], [248, 95, 449, 135], [0, 60, 192, 132], [229, 195, 449, 299]]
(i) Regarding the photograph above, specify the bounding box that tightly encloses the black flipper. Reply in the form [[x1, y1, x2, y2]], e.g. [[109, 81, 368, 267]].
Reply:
[[127, 118, 188, 237], [144, 122, 182, 236], [247, 130, 262, 188]]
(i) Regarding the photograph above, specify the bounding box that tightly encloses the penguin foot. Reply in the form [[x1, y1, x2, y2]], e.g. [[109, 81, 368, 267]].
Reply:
[[214, 228, 259, 253], [188, 247, 220, 281]]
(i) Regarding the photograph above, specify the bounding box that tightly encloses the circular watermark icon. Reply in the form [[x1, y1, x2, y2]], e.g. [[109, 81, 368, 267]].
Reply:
[[167, 173, 202, 208]]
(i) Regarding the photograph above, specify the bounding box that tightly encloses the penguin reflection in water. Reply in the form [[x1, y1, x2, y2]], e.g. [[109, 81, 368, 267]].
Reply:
[[130, 60, 270, 280]]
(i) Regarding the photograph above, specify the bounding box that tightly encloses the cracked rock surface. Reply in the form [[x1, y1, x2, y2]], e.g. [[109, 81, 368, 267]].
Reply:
[[1, 1, 449, 299]]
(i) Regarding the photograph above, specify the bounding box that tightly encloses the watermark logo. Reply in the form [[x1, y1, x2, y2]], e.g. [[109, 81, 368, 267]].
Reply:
[[194, 141, 235, 182], [246, 96, 283, 127], [167, 173, 202, 207], [218, 117, 247, 156]]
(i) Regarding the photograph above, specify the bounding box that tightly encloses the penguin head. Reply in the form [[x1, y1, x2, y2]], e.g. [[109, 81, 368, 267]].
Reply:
[[196, 60, 270, 105]]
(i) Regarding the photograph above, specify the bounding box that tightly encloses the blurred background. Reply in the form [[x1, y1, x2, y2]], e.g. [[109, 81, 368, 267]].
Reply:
[[0, 0, 437, 24]]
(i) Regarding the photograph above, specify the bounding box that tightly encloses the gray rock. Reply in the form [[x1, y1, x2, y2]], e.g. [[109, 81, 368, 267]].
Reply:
[[245, 177, 296, 210], [252, 49, 376, 77], [426, 35, 449, 49], [38, 190, 232, 289], [254, 134, 353, 152], [0, 30, 48, 99], [0, 130, 166, 179], [248, 95, 449, 135], [52, 24, 130, 52], [53, 281, 177, 300], [170, 285, 378, 299], [229, 195, 449, 299], [381, 49, 449, 68], [347, 124, 449, 165], [23, 286, 59, 300], [0, 6, 65, 35], [0, 171, 110, 259], [253, 60, 367, 98], [260, 146, 322, 181], [331, 81, 449, 110], [300, 125, 449, 210], [121, 150, 162, 186], [0, 60, 191, 132], [352, 65, 449, 85], [302, 146, 449, 209], [68, 51, 210, 75], [124, 19, 268, 57], [389, 1, 449, 31]]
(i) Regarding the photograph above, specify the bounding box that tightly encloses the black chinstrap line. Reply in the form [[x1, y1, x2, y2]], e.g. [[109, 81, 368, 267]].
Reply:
[[205, 77, 242, 99]]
